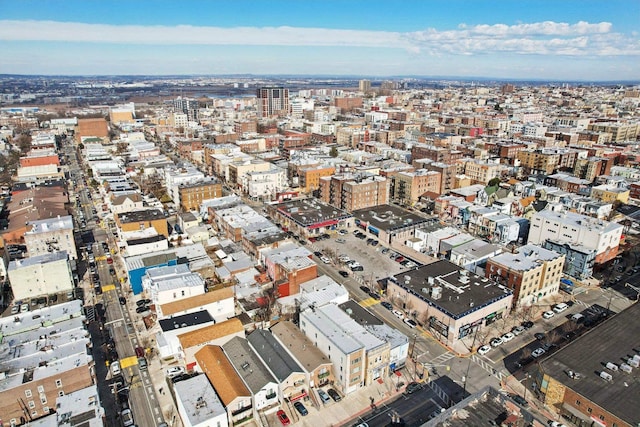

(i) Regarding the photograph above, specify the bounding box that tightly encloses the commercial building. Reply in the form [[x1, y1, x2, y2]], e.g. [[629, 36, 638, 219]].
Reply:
[[352, 204, 434, 245], [386, 260, 513, 349], [174, 374, 228, 427], [534, 302, 640, 427], [115, 209, 169, 238], [24, 215, 77, 261], [267, 198, 353, 238]]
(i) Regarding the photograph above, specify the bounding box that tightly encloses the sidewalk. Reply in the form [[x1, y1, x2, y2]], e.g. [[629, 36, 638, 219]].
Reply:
[[298, 368, 409, 427], [501, 374, 558, 424]]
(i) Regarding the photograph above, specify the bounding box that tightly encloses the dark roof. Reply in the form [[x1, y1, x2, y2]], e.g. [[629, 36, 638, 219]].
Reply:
[[117, 209, 165, 223], [353, 204, 435, 233], [126, 234, 167, 246], [222, 336, 276, 393], [142, 252, 176, 268], [338, 300, 383, 326], [538, 302, 640, 425], [389, 260, 512, 319], [274, 198, 352, 227], [247, 329, 303, 381], [617, 204, 640, 222], [159, 310, 213, 332]]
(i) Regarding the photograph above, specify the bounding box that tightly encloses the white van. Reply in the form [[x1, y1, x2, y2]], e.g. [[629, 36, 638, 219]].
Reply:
[[553, 303, 569, 313]]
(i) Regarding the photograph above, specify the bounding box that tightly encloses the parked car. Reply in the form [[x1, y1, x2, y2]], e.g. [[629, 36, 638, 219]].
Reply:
[[293, 401, 308, 416], [511, 326, 526, 335], [317, 389, 331, 404], [136, 299, 151, 307], [392, 310, 405, 319], [521, 321, 534, 329], [359, 285, 370, 293], [403, 318, 417, 328], [277, 409, 291, 425], [119, 297, 126, 305], [314, 251, 323, 257], [121, 409, 134, 427], [534, 333, 546, 340], [368, 291, 381, 300], [553, 303, 569, 313], [511, 394, 528, 406], [548, 421, 567, 427], [166, 366, 185, 378], [478, 345, 492, 355], [381, 301, 392, 310], [327, 388, 341, 402], [135, 347, 145, 357], [138, 357, 148, 370], [338, 270, 349, 278], [336, 238, 345, 243], [404, 382, 421, 394], [320, 256, 331, 264], [136, 306, 150, 314], [571, 313, 585, 323], [542, 310, 555, 319], [111, 361, 121, 376], [501, 332, 515, 342], [532, 348, 546, 358], [490, 337, 503, 347]]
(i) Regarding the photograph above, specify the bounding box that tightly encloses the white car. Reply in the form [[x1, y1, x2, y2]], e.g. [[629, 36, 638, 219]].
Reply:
[[501, 332, 515, 342], [532, 348, 546, 358], [320, 256, 331, 264], [553, 303, 569, 313], [478, 345, 492, 355], [166, 366, 185, 378], [392, 310, 405, 319], [111, 361, 121, 376], [511, 326, 526, 336], [490, 337, 504, 347], [542, 310, 555, 319], [548, 421, 567, 427]]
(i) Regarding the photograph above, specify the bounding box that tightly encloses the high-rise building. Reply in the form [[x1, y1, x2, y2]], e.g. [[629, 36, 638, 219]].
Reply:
[[257, 87, 289, 118], [174, 97, 199, 121], [359, 79, 371, 93]]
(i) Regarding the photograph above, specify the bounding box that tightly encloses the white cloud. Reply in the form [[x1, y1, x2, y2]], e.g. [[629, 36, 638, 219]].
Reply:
[[0, 19, 637, 58]]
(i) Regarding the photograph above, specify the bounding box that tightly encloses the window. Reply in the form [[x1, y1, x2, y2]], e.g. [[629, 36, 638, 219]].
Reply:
[[599, 415, 605, 421], [576, 399, 581, 405], [28, 401, 35, 409], [55, 379, 62, 388], [40, 395, 47, 405], [587, 408, 592, 413], [37, 385, 44, 393], [31, 411, 37, 417], [43, 406, 50, 414], [25, 390, 32, 398], [58, 391, 65, 397]]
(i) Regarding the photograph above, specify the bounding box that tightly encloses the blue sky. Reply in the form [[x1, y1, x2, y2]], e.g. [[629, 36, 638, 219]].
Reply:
[[0, 0, 638, 80]]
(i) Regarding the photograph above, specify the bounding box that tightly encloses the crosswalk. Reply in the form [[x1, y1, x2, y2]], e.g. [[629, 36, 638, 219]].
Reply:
[[471, 354, 507, 380], [430, 351, 456, 365]]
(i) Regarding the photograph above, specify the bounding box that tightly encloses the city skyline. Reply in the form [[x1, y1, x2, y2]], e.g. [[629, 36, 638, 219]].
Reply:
[[0, 0, 639, 80]]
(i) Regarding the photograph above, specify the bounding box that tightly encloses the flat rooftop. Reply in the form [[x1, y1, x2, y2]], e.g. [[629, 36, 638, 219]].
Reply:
[[274, 198, 352, 228], [117, 208, 165, 223], [539, 302, 640, 426], [389, 260, 512, 319], [353, 204, 435, 233]]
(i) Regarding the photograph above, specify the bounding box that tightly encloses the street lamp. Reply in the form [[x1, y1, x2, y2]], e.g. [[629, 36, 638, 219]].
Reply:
[[517, 373, 532, 402]]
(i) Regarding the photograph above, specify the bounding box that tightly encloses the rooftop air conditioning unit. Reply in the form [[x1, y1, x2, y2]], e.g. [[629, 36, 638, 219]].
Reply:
[[605, 362, 618, 371], [620, 363, 632, 373], [600, 371, 613, 381]]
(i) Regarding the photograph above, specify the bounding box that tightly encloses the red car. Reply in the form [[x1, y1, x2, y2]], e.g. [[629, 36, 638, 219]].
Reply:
[[277, 410, 290, 426]]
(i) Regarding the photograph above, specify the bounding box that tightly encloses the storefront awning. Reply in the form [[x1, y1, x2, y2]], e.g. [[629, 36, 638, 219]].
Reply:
[[289, 390, 307, 402]]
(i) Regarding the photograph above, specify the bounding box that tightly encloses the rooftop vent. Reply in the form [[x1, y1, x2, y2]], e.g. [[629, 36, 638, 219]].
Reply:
[[600, 371, 613, 381], [605, 362, 618, 372]]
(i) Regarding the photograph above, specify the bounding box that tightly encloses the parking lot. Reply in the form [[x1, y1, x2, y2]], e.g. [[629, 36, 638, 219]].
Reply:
[[308, 228, 420, 292]]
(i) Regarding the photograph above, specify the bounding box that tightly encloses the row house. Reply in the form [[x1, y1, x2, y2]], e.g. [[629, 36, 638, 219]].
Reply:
[[544, 173, 591, 195]]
